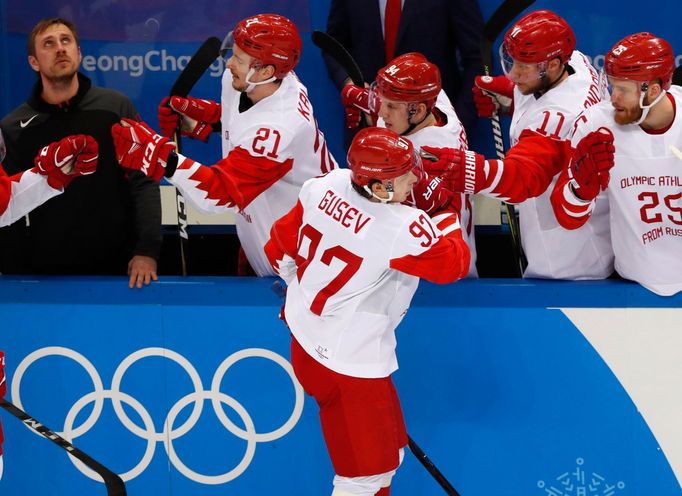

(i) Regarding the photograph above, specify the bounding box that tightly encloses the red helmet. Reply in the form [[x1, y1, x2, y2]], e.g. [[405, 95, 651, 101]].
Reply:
[[231, 14, 302, 78], [348, 127, 419, 186], [605, 33, 674, 90], [503, 10, 575, 65], [374, 52, 441, 109]]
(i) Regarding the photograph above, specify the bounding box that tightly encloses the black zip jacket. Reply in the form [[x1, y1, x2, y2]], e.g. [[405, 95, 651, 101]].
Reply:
[[0, 73, 161, 275]]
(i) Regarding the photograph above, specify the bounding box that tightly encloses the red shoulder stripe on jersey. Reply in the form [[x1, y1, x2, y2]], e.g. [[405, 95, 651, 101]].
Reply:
[[182, 146, 294, 210], [550, 169, 593, 230], [390, 229, 469, 283]]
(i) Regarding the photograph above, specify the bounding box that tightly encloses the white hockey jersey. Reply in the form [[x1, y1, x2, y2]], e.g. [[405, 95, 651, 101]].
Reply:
[[553, 88, 682, 296], [383, 90, 478, 277], [170, 71, 337, 276], [509, 50, 613, 279], [0, 165, 60, 227], [265, 169, 469, 378]]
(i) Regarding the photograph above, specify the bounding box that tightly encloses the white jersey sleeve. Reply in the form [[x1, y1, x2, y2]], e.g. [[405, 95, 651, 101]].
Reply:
[[0, 167, 60, 227]]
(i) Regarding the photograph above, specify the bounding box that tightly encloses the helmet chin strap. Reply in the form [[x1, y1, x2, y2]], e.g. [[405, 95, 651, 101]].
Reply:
[[402, 104, 431, 136], [534, 63, 567, 99], [243, 66, 277, 93], [633, 85, 667, 125], [364, 180, 395, 203]]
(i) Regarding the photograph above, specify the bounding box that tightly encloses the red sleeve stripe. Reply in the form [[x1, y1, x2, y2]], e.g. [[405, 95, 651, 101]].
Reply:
[[431, 212, 461, 236], [560, 180, 594, 217], [479, 159, 504, 197]]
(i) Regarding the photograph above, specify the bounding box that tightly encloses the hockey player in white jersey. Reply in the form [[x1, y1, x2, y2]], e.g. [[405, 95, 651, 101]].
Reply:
[[551, 33, 682, 296], [0, 129, 98, 227], [264, 127, 469, 495], [341, 52, 478, 275], [420, 9, 613, 280], [148, 14, 336, 275]]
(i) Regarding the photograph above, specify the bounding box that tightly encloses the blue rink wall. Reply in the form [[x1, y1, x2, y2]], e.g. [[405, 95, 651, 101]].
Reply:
[[0, 277, 681, 496]]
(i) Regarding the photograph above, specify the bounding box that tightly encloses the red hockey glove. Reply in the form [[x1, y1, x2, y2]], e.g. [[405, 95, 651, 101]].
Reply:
[[34, 134, 98, 189], [112, 118, 176, 182], [569, 127, 615, 201], [158, 97, 180, 137], [472, 75, 514, 118], [420, 145, 486, 195], [340, 84, 377, 128], [409, 171, 454, 215], [158, 96, 221, 141]]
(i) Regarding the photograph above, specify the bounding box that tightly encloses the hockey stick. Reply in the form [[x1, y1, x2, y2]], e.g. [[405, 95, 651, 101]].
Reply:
[[268, 283, 460, 494], [311, 30, 364, 86], [312, 30, 373, 129], [480, 0, 535, 275], [0, 398, 126, 496], [408, 436, 461, 495], [168, 36, 222, 276]]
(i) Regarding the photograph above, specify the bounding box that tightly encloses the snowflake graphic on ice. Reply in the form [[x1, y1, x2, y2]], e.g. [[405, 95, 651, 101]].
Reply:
[[537, 457, 626, 495]]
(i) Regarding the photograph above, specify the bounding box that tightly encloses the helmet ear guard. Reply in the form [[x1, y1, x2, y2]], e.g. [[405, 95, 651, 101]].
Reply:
[[348, 127, 422, 202]]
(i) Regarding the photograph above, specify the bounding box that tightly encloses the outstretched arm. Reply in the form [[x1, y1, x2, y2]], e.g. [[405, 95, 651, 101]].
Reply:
[[112, 118, 293, 214], [423, 130, 572, 203]]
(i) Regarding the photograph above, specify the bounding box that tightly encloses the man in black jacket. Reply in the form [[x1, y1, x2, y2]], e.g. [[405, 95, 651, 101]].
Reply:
[[0, 17, 161, 288]]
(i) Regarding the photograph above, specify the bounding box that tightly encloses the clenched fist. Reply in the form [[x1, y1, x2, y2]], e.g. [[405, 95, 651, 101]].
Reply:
[[112, 118, 176, 182], [34, 134, 98, 189]]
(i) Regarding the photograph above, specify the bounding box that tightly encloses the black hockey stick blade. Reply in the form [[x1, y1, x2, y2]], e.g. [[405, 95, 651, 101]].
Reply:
[[312, 30, 364, 86], [170, 36, 221, 97], [480, 0, 536, 72], [0, 398, 127, 496], [408, 436, 461, 496]]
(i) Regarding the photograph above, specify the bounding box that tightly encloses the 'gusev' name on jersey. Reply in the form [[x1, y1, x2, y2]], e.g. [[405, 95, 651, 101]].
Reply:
[[265, 169, 470, 378]]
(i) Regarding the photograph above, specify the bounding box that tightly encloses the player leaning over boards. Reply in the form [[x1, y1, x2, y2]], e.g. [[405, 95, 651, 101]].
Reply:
[[422, 10, 614, 280], [0, 128, 97, 228], [551, 33, 682, 296], [342, 52, 478, 276], [128, 13, 336, 276], [264, 127, 470, 496]]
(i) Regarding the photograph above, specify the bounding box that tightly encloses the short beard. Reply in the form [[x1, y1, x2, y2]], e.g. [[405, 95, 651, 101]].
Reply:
[[614, 94, 647, 125], [44, 69, 77, 88], [232, 80, 247, 93], [614, 106, 643, 125]]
